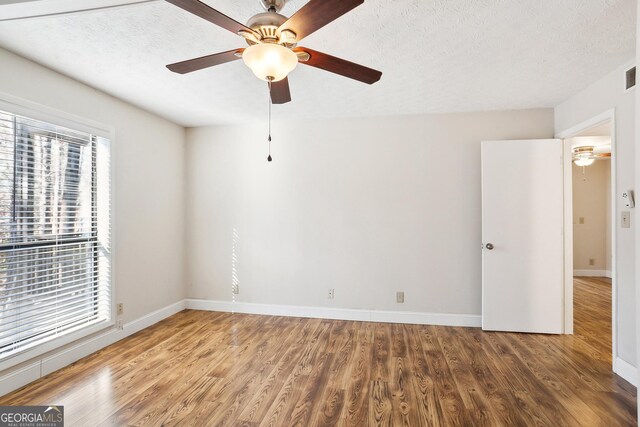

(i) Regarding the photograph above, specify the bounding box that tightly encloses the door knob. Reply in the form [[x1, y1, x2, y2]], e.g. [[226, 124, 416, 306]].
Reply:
[[485, 243, 494, 250]]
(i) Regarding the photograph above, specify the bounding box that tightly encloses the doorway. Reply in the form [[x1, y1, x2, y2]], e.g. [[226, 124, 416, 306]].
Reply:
[[558, 110, 616, 370]]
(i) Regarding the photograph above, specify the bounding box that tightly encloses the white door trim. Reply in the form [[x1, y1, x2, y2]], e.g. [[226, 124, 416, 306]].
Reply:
[[555, 108, 616, 371]]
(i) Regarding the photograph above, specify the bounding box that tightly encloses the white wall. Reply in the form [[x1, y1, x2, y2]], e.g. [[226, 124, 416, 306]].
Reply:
[[0, 48, 186, 373], [572, 159, 612, 274], [555, 60, 636, 367], [636, 0, 640, 404], [185, 110, 554, 318]]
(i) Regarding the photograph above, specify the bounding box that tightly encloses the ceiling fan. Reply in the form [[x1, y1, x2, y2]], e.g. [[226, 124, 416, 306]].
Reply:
[[164, 0, 383, 104], [573, 146, 611, 167]]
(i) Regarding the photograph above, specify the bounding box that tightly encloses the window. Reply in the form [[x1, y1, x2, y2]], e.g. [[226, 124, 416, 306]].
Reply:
[[0, 110, 111, 361]]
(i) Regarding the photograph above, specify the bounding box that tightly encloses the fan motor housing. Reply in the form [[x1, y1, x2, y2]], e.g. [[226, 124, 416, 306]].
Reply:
[[247, 12, 287, 40], [573, 146, 595, 155], [245, 12, 297, 47]]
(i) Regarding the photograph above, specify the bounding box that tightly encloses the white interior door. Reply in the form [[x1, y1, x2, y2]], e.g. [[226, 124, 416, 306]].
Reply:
[[482, 139, 564, 334]]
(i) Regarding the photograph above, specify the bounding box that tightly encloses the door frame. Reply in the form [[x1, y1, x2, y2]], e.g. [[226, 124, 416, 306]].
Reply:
[[555, 108, 616, 368]]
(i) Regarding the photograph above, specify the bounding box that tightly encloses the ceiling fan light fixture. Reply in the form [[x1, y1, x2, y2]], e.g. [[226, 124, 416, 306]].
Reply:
[[574, 157, 595, 167], [242, 43, 298, 82], [572, 145, 596, 167]]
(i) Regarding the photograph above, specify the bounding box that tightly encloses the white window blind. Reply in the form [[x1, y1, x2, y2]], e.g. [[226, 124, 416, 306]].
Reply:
[[0, 110, 111, 361]]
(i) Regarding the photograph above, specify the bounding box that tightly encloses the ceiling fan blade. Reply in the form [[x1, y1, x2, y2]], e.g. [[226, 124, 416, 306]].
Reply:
[[278, 0, 363, 42], [293, 47, 382, 84], [165, 0, 256, 36], [167, 48, 244, 74], [270, 77, 292, 104]]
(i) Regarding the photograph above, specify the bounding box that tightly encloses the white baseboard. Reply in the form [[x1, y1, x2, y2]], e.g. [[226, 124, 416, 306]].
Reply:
[[614, 357, 637, 386], [0, 364, 41, 398], [185, 299, 482, 328], [0, 300, 186, 397], [574, 269, 612, 278]]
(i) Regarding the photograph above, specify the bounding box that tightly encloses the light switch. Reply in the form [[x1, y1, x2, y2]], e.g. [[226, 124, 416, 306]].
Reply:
[[579, 217, 585, 224], [622, 211, 631, 228]]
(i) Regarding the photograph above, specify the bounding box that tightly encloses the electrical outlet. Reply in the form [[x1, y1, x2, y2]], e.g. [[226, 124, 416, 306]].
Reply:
[[116, 319, 123, 330], [589, 258, 595, 266], [117, 303, 123, 316], [328, 289, 335, 300], [233, 285, 239, 295], [396, 291, 405, 303]]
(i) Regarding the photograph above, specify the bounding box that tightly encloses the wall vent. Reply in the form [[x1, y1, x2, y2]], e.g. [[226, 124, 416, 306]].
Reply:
[[625, 66, 636, 90]]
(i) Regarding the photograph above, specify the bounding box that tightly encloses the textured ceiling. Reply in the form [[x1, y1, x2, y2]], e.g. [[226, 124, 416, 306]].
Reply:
[[573, 121, 612, 153], [0, 0, 635, 126], [575, 121, 612, 137]]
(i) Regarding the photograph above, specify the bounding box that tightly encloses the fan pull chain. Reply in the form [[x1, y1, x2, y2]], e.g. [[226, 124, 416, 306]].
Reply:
[[267, 79, 273, 162]]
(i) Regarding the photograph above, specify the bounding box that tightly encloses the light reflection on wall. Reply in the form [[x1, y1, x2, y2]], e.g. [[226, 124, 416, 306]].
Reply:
[[231, 228, 239, 311]]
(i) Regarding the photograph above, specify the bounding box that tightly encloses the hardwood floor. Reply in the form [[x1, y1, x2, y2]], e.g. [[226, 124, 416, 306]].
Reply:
[[573, 276, 614, 358], [0, 277, 635, 426]]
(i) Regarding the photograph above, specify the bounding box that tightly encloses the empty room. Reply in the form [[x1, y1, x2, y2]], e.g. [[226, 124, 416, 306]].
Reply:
[[0, 0, 639, 425]]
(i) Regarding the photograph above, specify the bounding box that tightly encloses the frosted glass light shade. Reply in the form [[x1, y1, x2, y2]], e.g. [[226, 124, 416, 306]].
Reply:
[[574, 157, 595, 167], [242, 43, 298, 82]]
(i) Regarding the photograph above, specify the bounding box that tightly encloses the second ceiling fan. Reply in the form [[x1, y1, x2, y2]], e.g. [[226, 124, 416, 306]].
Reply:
[[165, 0, 382, 104]]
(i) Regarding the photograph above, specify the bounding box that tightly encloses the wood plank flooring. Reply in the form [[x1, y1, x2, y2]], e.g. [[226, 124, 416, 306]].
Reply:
[[573, 276, 613, 355], [0, 277, 636, 426]]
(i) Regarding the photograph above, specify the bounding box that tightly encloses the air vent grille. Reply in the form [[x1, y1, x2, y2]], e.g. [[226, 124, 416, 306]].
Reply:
[[258, 26, 278, 40], [625, 66, 636, 90]]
